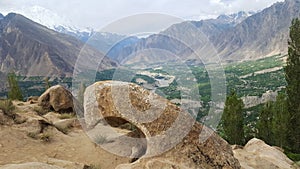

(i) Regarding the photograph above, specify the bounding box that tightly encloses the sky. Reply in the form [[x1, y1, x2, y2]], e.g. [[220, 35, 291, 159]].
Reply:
[[0, 0, 284, 31]]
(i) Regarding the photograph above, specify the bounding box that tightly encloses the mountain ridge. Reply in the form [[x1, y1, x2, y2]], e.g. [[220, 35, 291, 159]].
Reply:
[[214, 0, 299, 61], [102, 0, 297, 64], [0, 13, 116, 77]]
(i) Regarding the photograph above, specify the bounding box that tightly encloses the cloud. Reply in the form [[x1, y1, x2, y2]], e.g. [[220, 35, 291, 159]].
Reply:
[[0, 0, 283, 29]]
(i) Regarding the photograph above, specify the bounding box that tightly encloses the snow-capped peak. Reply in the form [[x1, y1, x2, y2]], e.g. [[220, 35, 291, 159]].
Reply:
[[217, 11, 255, 25], [4, 5, 93, 34]]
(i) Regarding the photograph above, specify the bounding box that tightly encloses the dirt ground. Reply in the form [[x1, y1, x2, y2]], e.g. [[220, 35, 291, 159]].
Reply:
[[0, 101, 130, 169]]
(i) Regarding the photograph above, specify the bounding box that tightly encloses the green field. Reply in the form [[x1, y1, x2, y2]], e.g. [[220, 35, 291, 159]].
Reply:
[[0, 54, 287, 131]]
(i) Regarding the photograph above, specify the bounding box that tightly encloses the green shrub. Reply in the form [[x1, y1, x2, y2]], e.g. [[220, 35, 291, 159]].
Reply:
[[286, 151, 300, 162], [0, 99, 15, 114], [40, 132, 52, 143], [59, 113, 75, 119], [0, 99, 16, 119]]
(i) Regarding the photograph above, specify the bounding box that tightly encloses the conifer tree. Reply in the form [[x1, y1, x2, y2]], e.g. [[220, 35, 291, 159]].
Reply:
[[7, 72, 23, 101], [221, 90, 245, 145], [272, 93, 289, 148], [257, 101, 274, 145], [285, 18, 300, 153], [44, 77, 51, 90]]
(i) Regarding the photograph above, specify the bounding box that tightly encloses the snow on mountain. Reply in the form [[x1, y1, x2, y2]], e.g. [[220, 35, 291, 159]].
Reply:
[[185, 14, 219, 21], [216, 11, 256, 25], [4, 5, 92, 35], [187, 11, 255, 26]]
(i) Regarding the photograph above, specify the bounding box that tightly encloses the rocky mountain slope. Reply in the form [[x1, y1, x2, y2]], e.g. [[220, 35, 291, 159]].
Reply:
[[108, 10, 252, 64], [0, 13, 116, 77], [109, 0, 298, 65], [215, 0, 300, 61]]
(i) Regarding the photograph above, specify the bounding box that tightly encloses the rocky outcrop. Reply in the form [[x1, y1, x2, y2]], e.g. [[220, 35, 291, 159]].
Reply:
[[0, 100, 130, 169], [84, 81, 241, 169], [232, 138, 296, 169], [38, 85, 74, 113], [242, 90, 278, 108]]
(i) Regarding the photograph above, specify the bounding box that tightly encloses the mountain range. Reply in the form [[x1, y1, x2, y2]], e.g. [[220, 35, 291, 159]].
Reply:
[[0, 0, 299, 77], [96, 0, 299, 64], [0, 13, 116, 77]]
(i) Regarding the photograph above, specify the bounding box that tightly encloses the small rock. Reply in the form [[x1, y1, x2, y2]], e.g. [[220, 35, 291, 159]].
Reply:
[[27, 96, 39, 104]]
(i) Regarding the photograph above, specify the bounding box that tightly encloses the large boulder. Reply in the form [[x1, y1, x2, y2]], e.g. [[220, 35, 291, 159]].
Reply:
[[232, 138, 296, 169], [38, 85, 74, 113], [84, 81, 241, 169]]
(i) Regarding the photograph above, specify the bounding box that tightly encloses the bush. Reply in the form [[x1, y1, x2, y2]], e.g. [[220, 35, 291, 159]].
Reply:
[[59, 113, 75, 119], [0, 99, 15, 114], [285, 151, 300, 162], [0, 99, 16, 119], [40, 132, 52, 143]]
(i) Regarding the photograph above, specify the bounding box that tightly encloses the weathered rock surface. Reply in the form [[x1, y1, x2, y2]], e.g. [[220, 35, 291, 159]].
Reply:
[[0, 160, 91, 169], [0, 162, 64, 169], [27, 96, 39, 104], [46, 158, 86, 169], [232, 138, 296, 169], [84, 81, 241, 169], [0, 100, 131, 169], [38, 85, 74, 113]]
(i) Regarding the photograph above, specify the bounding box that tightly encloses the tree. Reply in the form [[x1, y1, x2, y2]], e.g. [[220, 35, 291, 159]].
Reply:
[[7, 72, 23, 101], [257, 101, 274, 145], [44, 77, 51, 90], [272, 93, 289, 148], [285, 18, 300, 153], [221, 90, 245, 145]]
